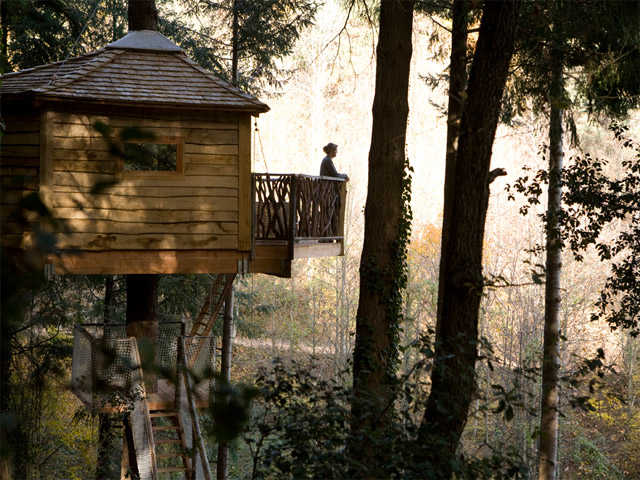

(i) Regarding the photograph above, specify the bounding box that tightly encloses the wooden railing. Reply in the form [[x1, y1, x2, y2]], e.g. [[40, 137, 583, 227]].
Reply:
[[252, 174, 347, 256]]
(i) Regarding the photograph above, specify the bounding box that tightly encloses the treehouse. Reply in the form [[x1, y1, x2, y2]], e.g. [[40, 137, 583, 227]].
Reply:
[[1, 30, 347, 479], [1, 30, 347, 278]]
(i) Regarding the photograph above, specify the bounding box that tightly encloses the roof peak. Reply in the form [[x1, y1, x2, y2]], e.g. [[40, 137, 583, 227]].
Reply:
[[107, 30, 183, 53]]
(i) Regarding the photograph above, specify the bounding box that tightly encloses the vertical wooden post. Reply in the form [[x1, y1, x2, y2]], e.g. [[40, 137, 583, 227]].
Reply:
[[238, 114, 252, 252], [216, 288, 234, 480], [337, 180, 347, 256], [288, 176, 298, 260], [250, 173, 256, 261]]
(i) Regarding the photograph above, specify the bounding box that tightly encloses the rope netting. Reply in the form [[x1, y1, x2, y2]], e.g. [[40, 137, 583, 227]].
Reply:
[[184, 336, 217, 398], [71, 322, 216, 407]]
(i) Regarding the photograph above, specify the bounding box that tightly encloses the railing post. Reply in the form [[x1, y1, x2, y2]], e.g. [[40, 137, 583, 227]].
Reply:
[[251, 173, 256, 261], [338, 180, 347, 255], [289, 175, 298, 260]]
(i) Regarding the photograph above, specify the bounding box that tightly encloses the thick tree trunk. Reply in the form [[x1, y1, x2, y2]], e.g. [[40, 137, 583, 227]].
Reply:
[[217, 289, 234, 480], [436, 0, 469, 329], [126, 274, 159, 392], [350, 0, 414, 477], [128, 0, 158, 31], [538, 48, 564, 480], [418, 1, 520, 476]]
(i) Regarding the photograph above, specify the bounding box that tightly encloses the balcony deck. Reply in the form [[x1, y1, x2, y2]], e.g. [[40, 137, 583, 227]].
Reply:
[[47, 174, 346, 277]]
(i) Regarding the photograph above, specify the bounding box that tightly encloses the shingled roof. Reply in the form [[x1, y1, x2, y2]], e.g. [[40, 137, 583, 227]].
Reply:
[[1, 30, 269, 114]]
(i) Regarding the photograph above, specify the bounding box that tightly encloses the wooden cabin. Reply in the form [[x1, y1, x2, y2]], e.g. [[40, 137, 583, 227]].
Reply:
[[1, 30, 346, 278]]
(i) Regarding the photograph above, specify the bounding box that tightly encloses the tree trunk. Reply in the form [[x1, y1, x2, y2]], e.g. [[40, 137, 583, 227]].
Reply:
[[1, 0, 8, 73], [436, 0, 469, 330], [350, 0, 414, 477], [418, 1, 521, 476], [231, 0, 239, 85], [128, 0, 157, 31], [126, 274, 159, 392], [96, 276, 117, 479], [538, 47, 564, 480], [217, 289, 234, 480]]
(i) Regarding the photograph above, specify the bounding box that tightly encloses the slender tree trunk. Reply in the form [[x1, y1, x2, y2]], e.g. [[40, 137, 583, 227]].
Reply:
[[538, 48, 564, 480], [126, 275, 159, 392], [1, 0, 8, 73], [96, 276, 117, 479], [217, 289, 234, 480], [436, 0, 469, 329], [418, 1, 520, 476], [128, 0, 158, 31], [350, 0, 414, 477], [96, 414, 113, 480], [0, 318, 12, 480], [231, 0, 239, 85]]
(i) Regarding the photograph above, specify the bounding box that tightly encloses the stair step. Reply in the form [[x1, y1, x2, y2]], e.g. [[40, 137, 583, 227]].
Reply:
[[158, 466, 189, 473], [156, 453, 188, 459], [149, 411, 178, 418], [155, 438, 182, 444], [153, 425, 179, 431]]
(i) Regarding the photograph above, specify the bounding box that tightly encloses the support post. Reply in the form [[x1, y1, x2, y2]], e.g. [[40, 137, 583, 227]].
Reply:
[[288, 176, 298, 260], [216, 288, 235, 480]]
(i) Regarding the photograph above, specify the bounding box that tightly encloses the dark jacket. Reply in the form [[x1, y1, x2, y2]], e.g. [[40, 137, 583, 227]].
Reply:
[[320, 156, 348, 179]]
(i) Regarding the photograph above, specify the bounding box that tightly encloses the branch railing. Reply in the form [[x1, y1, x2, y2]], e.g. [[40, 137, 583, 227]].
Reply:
[[253, 174, 347, 255]]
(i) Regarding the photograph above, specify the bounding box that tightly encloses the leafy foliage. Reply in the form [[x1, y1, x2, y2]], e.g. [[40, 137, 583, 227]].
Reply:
[[506, 124, 640, 334], [240, 351, 531, 480]]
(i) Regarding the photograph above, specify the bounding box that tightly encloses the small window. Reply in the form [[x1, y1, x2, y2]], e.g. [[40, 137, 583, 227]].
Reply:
[[119, 136, 184, 177], [124, 143, 177, 171]]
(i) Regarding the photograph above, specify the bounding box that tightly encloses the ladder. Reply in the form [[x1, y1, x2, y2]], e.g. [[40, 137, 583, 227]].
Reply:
[[150, 409, 193, 479], [189, 274, 236, 337]]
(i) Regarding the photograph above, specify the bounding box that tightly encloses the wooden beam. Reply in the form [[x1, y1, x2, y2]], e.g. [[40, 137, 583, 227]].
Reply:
[[39, 110, 53, 209], [237, 114, 252, 251], [338, 181, 347, 256], [49, 250, 244, 274]]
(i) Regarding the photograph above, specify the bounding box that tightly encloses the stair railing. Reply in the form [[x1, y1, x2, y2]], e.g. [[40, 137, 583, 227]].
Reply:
[[128, 337, 158, 480], [178, 336, 213, 480]]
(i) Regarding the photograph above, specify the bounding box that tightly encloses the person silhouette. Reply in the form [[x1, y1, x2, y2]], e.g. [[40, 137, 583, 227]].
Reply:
[[320, 143, 349, 180]]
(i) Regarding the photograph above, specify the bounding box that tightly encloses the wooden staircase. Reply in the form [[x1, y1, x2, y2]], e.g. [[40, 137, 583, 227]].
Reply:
[[189, 274, 236, 337], [150, 409, 193, 478]]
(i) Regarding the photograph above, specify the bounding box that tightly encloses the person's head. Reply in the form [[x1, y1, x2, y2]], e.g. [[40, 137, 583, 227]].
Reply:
[[323, 142, 338, 158]]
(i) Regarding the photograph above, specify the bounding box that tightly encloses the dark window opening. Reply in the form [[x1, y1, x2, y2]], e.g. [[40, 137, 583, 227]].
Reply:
[[123, 142, 178, 172]]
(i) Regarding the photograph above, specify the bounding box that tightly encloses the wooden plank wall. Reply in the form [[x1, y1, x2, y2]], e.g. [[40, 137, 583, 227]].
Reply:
[[50, 110, 241, 251], [0, 111, 41, 248]]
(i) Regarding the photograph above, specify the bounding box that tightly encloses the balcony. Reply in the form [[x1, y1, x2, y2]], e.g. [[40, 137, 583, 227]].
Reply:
[[252, 173, 347, 258]]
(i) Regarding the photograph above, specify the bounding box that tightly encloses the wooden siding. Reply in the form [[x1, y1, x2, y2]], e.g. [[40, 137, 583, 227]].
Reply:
[[0, 112, 41, 248], [49, 111, 240, 251]]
